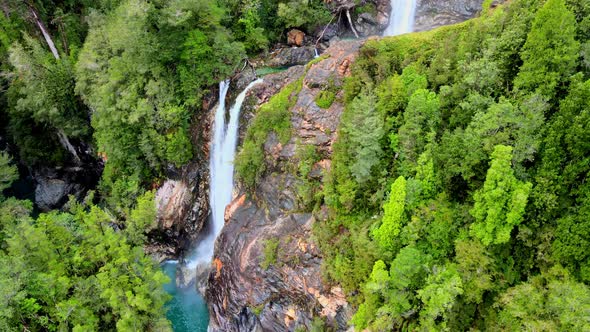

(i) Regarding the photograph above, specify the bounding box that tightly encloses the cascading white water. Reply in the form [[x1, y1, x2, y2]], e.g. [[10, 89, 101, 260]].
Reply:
[[187, 78, 263, 269], [384, 0, 418, 36]]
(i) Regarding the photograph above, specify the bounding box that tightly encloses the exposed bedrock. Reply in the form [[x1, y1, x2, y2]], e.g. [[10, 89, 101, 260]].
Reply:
[[207, 40, 362, 332]]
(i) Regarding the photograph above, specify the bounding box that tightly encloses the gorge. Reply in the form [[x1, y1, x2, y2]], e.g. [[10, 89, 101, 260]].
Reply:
[[1, 0, 589, 331], [172, 0, 487, 331]]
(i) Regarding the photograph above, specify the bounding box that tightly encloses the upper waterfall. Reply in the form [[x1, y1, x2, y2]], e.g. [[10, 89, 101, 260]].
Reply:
[[384, 0, 418, 36], [188, 78, 263, 268]]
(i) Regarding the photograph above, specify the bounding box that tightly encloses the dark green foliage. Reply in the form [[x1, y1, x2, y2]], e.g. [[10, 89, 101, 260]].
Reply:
[[317, 0, 590, 330], [495, 265, 590, 331], [277, 0, 331, 32], [514, 0, 579, 100], [295, 143, 322, 210], [8, 35, 90, 164]]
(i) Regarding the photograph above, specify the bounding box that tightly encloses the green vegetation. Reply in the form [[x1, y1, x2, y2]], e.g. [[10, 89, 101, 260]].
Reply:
[[0, 0, 335, 213], [315, 90, 336, 109], [316, 0, 590, 330], [260, 238, 280, 269], [235, 75, 304, 189], [315, 79, 340, 109], [0, 154, 170, 331], [295, 143, 322, 209], [0, 0, 338, 329]]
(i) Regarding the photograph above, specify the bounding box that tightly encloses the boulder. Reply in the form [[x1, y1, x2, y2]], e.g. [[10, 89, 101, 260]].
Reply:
[[287, 29, 305, 47], [35, 178, 77, 211], [33, 166, 95, 211], [268, 46, 316, 68], [156, 180, 191, 230]]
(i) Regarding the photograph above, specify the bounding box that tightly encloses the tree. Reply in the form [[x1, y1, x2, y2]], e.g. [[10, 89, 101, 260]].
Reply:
[[455, 239, 494, 304], [277, 0, 330, 32], [496, 266, 590, 331], [398, 89, 440, 169], [514, 0, 579, 100], [125, 190, 157, 246], [8, 35, 89, 164], [352, 246, 431, 331], [0, 152, 18, 194], [344, 91, 384, 184], [75, 0, 195, 210], [417, 264, 463, 330], [373, 176, 406, 253], [470, 145, 532, 246], [0, 199, 171, 331]]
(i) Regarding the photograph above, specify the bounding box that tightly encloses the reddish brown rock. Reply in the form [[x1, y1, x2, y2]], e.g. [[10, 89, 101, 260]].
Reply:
[[225, 194, 247, 223], [207, 40, 363, 332], [287, 29, 305, 46]]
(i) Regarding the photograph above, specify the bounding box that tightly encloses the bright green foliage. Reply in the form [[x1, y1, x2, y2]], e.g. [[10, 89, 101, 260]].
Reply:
[[236, 75, 303, 189], [0, 197, 170, 331], [417, 264, 463, 330], [352, 246, 431, 330], [315, 90, 336, 109], [125, 190, 157, 246], [373, 176, 406, 253], [261, 238, 280, 269], [470, 145, 532, 246], [375, 75, 407, 118], [514, 0, 579, 99], [295, 143, 322, 210], [495, 266, 590, 331], [0, 152, 18, 193]]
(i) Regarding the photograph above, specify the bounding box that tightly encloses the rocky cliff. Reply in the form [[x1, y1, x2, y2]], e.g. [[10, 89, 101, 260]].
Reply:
[[414, 0, 488, 31], [206, 40, 363, 332]]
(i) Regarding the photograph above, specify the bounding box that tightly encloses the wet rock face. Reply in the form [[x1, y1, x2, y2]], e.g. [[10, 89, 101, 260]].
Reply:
[[414, 0, 485, 31], [147, 93, 216, 260], [207, 40, 362, 332], [33, 166, 99, 211], [268, 46, 317, 68]]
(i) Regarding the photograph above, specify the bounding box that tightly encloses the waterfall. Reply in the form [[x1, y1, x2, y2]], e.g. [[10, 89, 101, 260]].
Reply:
[[187, 78, 263, 269], [384, 0, 418, 36]]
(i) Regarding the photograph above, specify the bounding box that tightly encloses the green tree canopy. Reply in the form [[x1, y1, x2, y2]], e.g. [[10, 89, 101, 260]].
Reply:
[[514, 0, 579, 100], [470, 145, 532, 246]]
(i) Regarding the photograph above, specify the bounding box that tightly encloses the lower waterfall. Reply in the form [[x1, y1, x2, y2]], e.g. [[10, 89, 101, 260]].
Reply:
[[164, 79, 262, 331]]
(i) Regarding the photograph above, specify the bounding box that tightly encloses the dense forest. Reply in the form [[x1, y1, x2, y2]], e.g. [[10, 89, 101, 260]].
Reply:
[[313, 0, 590, 330], [1, 0, 590, 330], [0, 0, 332, 330]]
